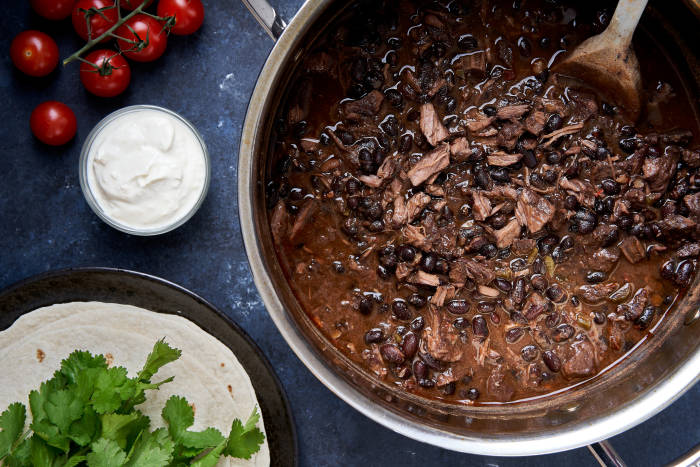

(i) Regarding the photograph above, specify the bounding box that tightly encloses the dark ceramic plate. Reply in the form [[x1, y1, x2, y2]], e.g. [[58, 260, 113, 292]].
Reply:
[[0, 267, 298, 467]]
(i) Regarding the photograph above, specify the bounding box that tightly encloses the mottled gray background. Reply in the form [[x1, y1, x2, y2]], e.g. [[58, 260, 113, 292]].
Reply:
[[1, 0, 697, 465]]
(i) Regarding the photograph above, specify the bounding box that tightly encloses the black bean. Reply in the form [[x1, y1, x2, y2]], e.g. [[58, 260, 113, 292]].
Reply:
[[539, 36, 551, 48], [570, 295, 580, 307], [517, 36, 532, 57], [380, 344, 405, 364], [586, 271, 607, 283], [466, 388, 480, 400], [494, 278, 512, 292], [674, 261, 694, 288], [445, 96, 457, 113], [413, 360, 428, 381], [458, 34, 478, 50], [398, 133, 413, 153], [380, 116, 398, 136], [521, 345, 538, 362], [542, 350, 562, 372], [408, 294, 427, 309], [635, 306, 656, 330], [543, 170, 557, 184], [522, 149, 537, 169], [510, 311, 528, 325], [420, 253, 437, 273], [617, 215, 633, 231], [453, 317, 469, 329], [533, 257, 545, 275], [447, 300, 470, 315], [544, 113, 563, 133], [546, 284, 567, 303], [593, 311, 607, 324], [552, 323, 575, 342], [379, 252, 397, 270], [490, 167, 510, 183], [546, 151, 562, 164], [506, 327, 525, 343], [572, 209, 598, 234], [510, 258, 528, 272], [619, 137, 638, 153], [402, 332, 418, 357], [601, 178, 620, 195], [369, 220, 384, 232], [418, 378, 435, 388], [434, 258, 450, 275], [559, 235, 574, 250], [530, 172, 547, 189], [346, 178, 360, 194], [490, 213, 508, 229], [602, 102, 616, 115], [538, 235, 559, 255], [545, 312, 561, 328], [474, 166, 493, 189], [392, 300, 411, 320], [531, 274, 547, 291], [410, 315, 425, 331], [511, 277, 527, 306], [397, 244, 416, 262], [660, 260, 676, 281], [343, 217, 359, 236], [472, 315, 489, 337], [385, 88, 403, 109], [442, 382, 456, 395], [563, 195, 579, 211], [480, 243, 498, 259], [364, 328, 384, 344], [359, 296, 373, 315]]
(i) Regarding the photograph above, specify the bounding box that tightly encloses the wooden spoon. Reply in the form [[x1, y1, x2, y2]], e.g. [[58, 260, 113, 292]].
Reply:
[[553, 0, 649, 121]]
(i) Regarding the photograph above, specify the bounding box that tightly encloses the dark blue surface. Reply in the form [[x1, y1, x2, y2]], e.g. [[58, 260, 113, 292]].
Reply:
[[0, 1, 697, 466]]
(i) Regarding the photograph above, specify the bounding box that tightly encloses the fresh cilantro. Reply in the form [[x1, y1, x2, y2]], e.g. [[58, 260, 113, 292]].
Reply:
[[224, 408, 265, 460], [0, 340, 265, 466], [87, 438, 127, 467], [0, 403, 26, 458], [137, 339, 182, 383]]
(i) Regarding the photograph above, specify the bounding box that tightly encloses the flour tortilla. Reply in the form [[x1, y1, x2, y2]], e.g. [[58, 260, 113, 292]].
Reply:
[[0, 302, 270, 467]]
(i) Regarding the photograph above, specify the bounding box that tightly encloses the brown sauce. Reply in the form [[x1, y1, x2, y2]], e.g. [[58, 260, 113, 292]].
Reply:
[[265, 0, 700, 403]]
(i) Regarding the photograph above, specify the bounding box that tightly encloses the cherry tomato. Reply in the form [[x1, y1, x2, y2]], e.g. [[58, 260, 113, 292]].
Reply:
[[119, 0, 154, 9], [116, 15, 167, 62], [10, 31, 59, 77], [72, 0, 118, 42], [80, 50, 131, 97], [30, 0, 74, 20], [157, 0, 205, 35], [30, 102, 77, 146]]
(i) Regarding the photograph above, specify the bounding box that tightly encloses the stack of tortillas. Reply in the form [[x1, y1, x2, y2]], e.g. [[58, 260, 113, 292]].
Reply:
[[0, 302, 270, 467]]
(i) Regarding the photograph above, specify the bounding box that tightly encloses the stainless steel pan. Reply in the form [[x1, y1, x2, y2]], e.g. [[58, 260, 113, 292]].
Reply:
[[237, 0, 700, 462]]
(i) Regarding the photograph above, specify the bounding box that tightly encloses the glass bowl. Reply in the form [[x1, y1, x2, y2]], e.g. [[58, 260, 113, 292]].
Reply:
[[79, 105, 210, 236]]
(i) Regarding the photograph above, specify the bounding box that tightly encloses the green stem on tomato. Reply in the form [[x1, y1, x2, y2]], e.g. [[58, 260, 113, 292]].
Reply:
[[62, 0, 151, 66]]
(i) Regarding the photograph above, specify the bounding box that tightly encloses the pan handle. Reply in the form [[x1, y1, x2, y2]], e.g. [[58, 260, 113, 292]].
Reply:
[[588, 441, 627, 467], [240, 0, 287, 40]]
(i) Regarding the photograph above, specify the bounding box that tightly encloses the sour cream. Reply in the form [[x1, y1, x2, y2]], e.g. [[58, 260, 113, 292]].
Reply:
[[81, 106, 208, 234]]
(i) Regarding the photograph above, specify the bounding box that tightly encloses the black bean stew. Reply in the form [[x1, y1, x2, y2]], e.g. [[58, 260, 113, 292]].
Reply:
[[265, 0, 700, 403]]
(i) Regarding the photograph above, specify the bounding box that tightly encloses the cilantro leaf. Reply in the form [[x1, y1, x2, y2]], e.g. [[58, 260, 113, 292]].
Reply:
[[60, 351, 107, 384], [162, 396, 225, 456], [0, 403, 26, 459], [224, 408, 265, 460], [161, 396, 194, 442], [4, 436, 31, 467], [29, 435, 57, 467], [68, 406, 99, 447], [86, 438, 127, 467], [124, 428, 174, 467], [91, 367, 136, 414], [64, 454, 87, 467], [100, 413, 140, 448], [137, 339, 181, 383], [45, 389, 84, 433]]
